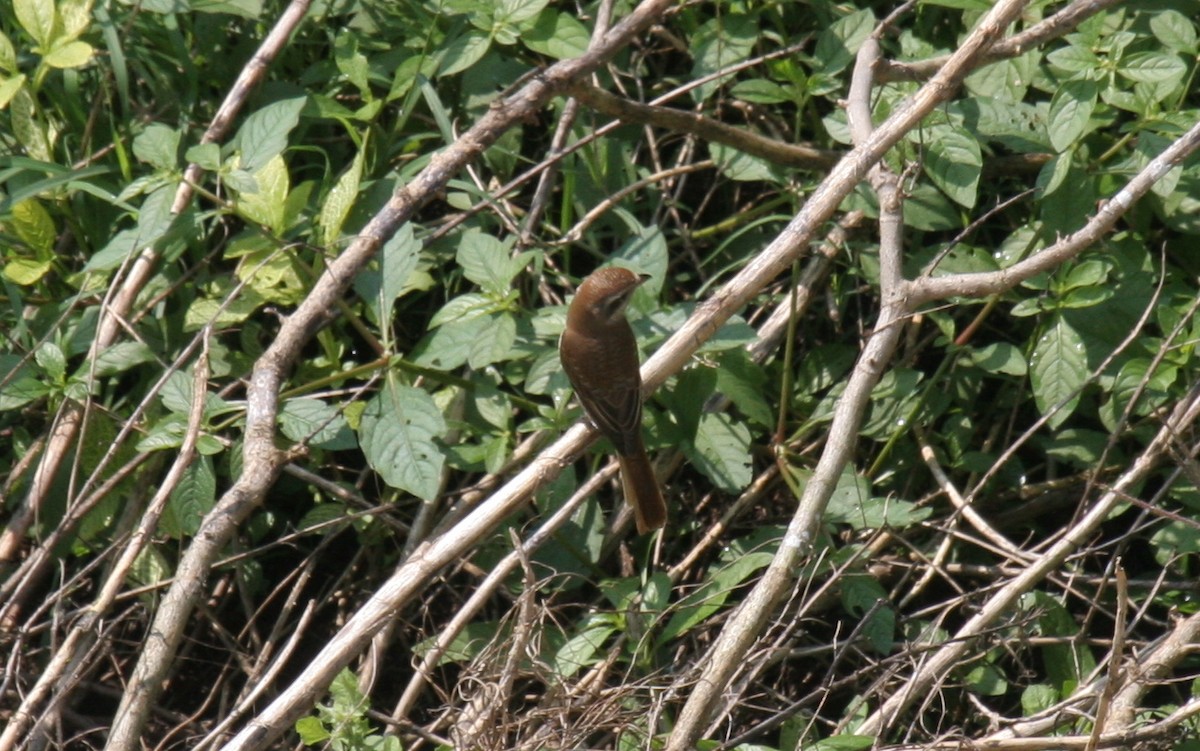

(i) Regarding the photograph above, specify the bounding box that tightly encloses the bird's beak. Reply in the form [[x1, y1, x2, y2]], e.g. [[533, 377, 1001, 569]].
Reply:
[[636, 273, 652, 286]]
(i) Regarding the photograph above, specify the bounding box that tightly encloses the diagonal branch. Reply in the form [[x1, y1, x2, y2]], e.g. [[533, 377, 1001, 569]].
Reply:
[[660, 0, 1036, 746], [96, 2, 683, 750]]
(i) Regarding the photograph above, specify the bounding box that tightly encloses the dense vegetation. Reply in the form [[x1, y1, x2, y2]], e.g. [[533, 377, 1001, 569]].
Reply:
[[1, 0, 1199, 749]]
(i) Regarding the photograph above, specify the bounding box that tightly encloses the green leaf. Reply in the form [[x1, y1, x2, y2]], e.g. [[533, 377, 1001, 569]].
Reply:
[[966, 342, 1027, 376], [412, 621, 501, 666], [35, 341, 66, 381], [1047, 78, 1097, 152], [522, 10, 589, 60], [1024, 591, 1096, 694], [185, 142, 221, 170], [1029, 315, 1087, 429], [0, 31, 17, 72], [659, 551, 774, 641], [1151, 520, 1200, 564], [43, 40, 93, 68], [467, 312, 517, 369], [1150, 9, 1197, 53], [294, 717, 330, 744], [1039, 156, 1094, 235], [840, 574, 894, 654], [690, 14, 757, 100], [686, 412, 752, 493], [923, 125, 981, 208], [237, 154, 289, 233], [128, 546, 171, 588], [861, 368, 922, 438], [1059, 258, 1110, 292], [902, 183, 961, 231], [318, 138, 366, 247], [10, 198, 56, 253], [966, 664, 1008, 696], [279, 398, 356, 450], [820, 467, 929, 529], [731, 78, 792, 104], [1021, 684, 1059, 716], [709, 142, 782, 184], [553, 620, 614, 679], [184, 286, 267, 331], [1117, 51, 1187, 84], [86, 341, 155, 377], [813, 8, 875, 76], [497, 0, 547, 26], [354, 222, 421, 323], [0, 373, 49, 410], [160, 456, 216, 538], [1041, 428, 1110, 468], [714, 350, 773, 427], [964, 53, 1036, 101], [456, 228, 530, 294], [1046, 45, 1100, 74], [360, 382, 447, 501], [334, 31, 370, 97], [3, 258, 52, 285], [15, 0, 55, 47], [328, 667, 365, 708], [133, 123, 181, 171], [0, 73, 26, 109], [439, 31, 490, 77], [135, 184, 178, 246], [411, 315, 487, 371], [11, 89, 50, 160], [665, 366, 717, 442], [1136, 133, 1183, 199], [1100, 356, 1175, 432], [236, 96, 305, 173], [58, 0, 92, 41], [158, 369, 233, 419], [429, 292, 494, 328]]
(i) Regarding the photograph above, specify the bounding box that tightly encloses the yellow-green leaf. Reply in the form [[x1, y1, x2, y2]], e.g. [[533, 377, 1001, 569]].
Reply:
[[236, 246, 305, 304], [43, 40, 93, 69], [58, 0, 93, 41], [14, 0, 56, 48], [0, 31, 17, 73], [11, 88, 51, 161], [237, 154, 289, 234], [318, 139, 366, 248], [0, 74, 26, 109], [11, 199, 56, 253], [4, 258, 54, 285]]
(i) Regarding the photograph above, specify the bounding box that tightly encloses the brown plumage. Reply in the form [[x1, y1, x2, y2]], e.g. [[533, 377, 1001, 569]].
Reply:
[[559, 267, 667, 534]]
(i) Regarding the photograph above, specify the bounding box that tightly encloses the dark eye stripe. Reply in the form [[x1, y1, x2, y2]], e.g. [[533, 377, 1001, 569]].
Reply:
[[601, 291, 631, 319]]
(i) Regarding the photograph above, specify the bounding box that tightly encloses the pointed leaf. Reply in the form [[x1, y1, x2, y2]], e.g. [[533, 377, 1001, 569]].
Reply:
[[924, 125, 981, 207], [1029, 315, 1087, 429], [686, 412, 752, 493], [360, 383, 447, 500], [237, 96, 305, 173], [318, 140, 366, 247], [1047, 78, 1097, 152]]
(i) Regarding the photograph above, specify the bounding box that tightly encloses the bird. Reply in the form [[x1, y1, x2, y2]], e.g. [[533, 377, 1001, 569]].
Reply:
[[559, 266, 667, 534]]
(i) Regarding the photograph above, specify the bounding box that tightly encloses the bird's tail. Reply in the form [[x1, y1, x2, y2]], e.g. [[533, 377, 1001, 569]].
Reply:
[[618, 450, 666, 534]]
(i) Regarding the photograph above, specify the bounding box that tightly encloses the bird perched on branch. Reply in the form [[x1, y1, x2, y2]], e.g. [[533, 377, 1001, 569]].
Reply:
[[559, 266, 666, 534]]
